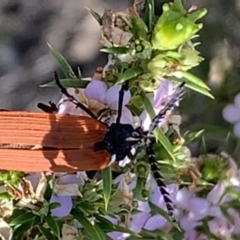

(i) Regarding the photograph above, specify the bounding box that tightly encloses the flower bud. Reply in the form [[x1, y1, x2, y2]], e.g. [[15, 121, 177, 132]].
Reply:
[[151, 0, 207, 50], [135, 161, 149, 178]]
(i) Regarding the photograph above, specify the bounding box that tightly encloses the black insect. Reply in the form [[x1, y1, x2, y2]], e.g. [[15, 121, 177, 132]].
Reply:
[[53, 71, 185, 222]]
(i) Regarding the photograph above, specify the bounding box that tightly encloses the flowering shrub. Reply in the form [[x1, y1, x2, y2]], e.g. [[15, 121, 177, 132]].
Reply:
[[1, 0, 240, 240]]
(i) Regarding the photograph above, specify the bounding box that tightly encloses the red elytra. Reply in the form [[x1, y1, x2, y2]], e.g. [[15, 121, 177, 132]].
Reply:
[[0, 111, 110, 172]]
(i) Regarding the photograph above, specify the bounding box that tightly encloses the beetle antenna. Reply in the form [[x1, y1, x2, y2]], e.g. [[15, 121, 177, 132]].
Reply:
[[116, 82, 129, 124], [148, 82, 185, 134], [54, 71, 98, 120]]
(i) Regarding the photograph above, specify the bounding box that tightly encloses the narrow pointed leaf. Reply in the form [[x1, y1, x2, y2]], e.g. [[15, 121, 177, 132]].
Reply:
[[181, 71, 210, 90], [185, 81, 214, 99], [71, 209, 105, 240], [95, 224, 109, 240], [77, 67, 82, 78], [140, 92, 175, 161], [154, 130, 175, 161], [44, 214, 60, 238], [150, 229, 174, 240], [10, 211, 35, 226], [132, 177, 145, 198], [47, 43, 77, 79], [101, 167, 112, 211], [225, 187, 240, 200], [40, 78, 90, 88], [49, 202, 61, 210], [127, 103, 142, 116], [145, 0, 155, 32], [100, 47, 128, 54], [86, 7, 102, 25], [183, 129, 205, 144], [117, 67, 143, 83], [13, 216, 40, 239], [96, 216, 140, 237], [38, 226, 56, 239]]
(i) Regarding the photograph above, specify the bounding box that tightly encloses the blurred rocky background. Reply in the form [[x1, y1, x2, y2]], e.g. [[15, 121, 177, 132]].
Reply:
[[0, 0, 240, 154]]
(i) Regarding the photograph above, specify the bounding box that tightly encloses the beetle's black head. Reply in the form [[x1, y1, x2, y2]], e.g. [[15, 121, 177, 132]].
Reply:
[[94, 123, 136, 160]]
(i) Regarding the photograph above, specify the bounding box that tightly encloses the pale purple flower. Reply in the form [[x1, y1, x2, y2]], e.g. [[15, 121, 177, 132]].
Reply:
[[220, 151, 240, 187], [50, 195, 73, 218], [175, 187, 193, 210], [85, 80, 132, 124], [57, 88, 91, 116], [140, 79, 181, 131], [144, 214, 169, 231], [107, 175, 176, 237], [222, 93, 240, 137], [136, 184, 178, 232], [180, 215, 202, 232], [207, 183, 225, 205], [208, 215, 234, 238], [25, 173, 42, 190], [176, 182, 236, 238], [108, 231, 129, 240], [188, 197, 209, 221], [104, 215, 129, 240], [228, 208, 240, 235], [113, 172, 137, 191], [184, 229, 208, 240], [131, 212, 151, 232], [50, 173, 88, 218], [106, 212, 151, 240]]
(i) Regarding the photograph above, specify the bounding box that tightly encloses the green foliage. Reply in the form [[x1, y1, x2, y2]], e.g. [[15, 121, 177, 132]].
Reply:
[[102, 167, 112, 211], [151, 0, 207, 50], [3, 1, 237, 240]]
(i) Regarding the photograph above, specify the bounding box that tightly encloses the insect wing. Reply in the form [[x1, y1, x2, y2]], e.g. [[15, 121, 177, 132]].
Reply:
[[0, 111, 110, 172]]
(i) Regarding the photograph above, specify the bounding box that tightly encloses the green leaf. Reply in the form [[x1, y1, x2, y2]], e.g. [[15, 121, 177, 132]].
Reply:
[[130, 15, 148, 39], [150, 229, 175, 240], [139, 91, 155, 118], [149, 202, 181, 231], [13, 216, 40, 239], [117, 67, 143, 84], [49, 202, 61, 210], [96, 216, 140, 237], [127, 103, 142, 116], [44, 214, 60, 238], [225, 187, 240, 200], [0, 192, 12, 200], [71, 209, 106, 240], [101, 167, 112, 211], [132, 177, 145, 198], [140, 92, 175, 161], [100, 47, 129, 54], [185, 81, 214, 99], [144, 0, 155, 32], [10, 211, 35, 227], [177, 71, 214, 99], [40, 78, 90, 88], [47, 43, 77, 79], [154, 130, 175, 161], [220, 206, 235, 225], [180, 71, 210, 89], [86, 7, 102, 25], [184, 129, 205, 144], [94, 224, 109, 240], [38, 226, 56, 240], [0, 172, 10, 181]]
